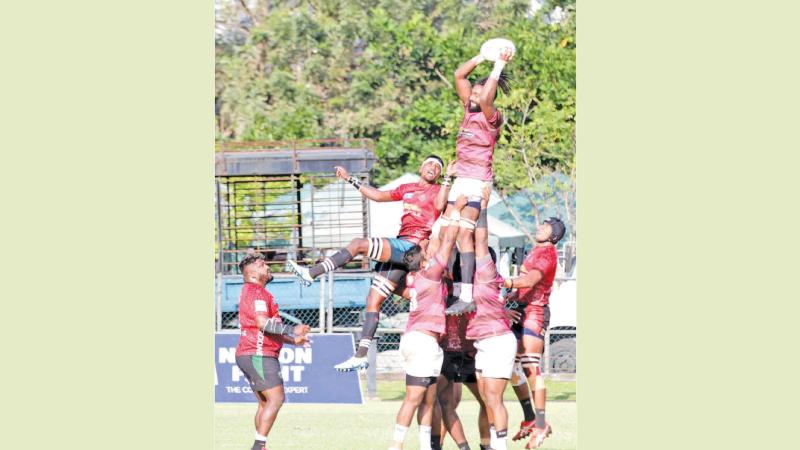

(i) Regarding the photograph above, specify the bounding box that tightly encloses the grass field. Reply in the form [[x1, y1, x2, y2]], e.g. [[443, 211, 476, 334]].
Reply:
[[215, 380, 576, 450]]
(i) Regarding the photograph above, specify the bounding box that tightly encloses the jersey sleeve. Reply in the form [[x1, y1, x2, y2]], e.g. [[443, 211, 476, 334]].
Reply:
[[389, 183, 410, 201], [487, 110, 502, 128], [243, 287, 272, 319]]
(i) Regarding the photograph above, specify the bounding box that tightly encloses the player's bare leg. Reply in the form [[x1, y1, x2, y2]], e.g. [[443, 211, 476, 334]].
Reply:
[[465, 381, 490, 450], [416, 383, 438, 450], [389, 383, 429, 450], [437, 376, 470, 449], [477, 372, 510, 450], [445, 205, 480, 315], [288, 236, 392, 286], [521, 335, 551, 449], [335, 262, 405, 372], [251, 385, 284, 450]]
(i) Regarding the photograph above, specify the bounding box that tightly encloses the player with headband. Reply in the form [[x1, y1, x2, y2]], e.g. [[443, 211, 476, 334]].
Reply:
[[443, 43, 514, 316], [287, 155, 454, 372]]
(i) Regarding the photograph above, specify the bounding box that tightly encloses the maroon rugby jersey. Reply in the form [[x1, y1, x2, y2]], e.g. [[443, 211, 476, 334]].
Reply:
[[517, 245, 559, 307], [405, 255, 447, 335], [466, 254, 510, 340], [389, 182, 442, 244], [454, 105, 502, 181], [235, 283, 283, 358]]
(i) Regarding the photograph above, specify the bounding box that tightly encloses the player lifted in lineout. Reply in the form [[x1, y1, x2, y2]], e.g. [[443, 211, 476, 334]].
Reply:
[[443, 43, 513, 316], [389, 195, 468, 450], [287, 156, 453, 371], [234, 253, 311, 450], [501, 217, 566, 449]]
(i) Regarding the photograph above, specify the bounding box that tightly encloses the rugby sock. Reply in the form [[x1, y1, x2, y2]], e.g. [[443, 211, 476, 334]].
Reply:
[[419, 425, 432, 450], [494, 430, 508, 450], [309, 249, 353, 278], [520, 398, 536, 422], [251, 437, 266, 450], [431, 434, 442, 450], [489, 425, 497, 447], [459, 252, 475, 302], [392, 424, 408, 446], [355, 312, 380, 358], [457, 442, 471, 450], [535, 409, 546, 429], [479, 445, 490, 450]]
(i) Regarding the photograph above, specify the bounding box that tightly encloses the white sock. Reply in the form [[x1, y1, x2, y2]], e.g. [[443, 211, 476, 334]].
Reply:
[[419, 425, 432, 450], [489, 426, 497, 447], [494, 436, 508, 450], [460, 283, 473, 303], [254, 432, 267, 442], [393, 424, 408, 446]]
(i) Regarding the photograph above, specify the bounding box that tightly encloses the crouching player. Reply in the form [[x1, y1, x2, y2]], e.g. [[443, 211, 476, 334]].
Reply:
[[235, 253, 311, 450], [389, 196, 467, 450], [502, 217, 566, 449], [466, 186, 517, 450]]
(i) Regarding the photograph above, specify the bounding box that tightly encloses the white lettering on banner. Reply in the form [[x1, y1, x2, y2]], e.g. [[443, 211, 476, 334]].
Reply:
[[219, 347, 237, 364], [285, 386, 309, 394], [231, 365, 245, 382], [294, 347, 312, 364], [226, 386, 242, 393], [280, 365, 306, 382]]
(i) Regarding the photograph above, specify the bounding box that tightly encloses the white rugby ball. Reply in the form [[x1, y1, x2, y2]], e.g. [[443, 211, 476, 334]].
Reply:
[[480, 38, 516, 62]]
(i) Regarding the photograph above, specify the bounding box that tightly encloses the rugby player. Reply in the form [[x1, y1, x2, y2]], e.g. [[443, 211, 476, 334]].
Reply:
[[465, 185, 517, 450], [234, 253, 311, 450], [287, 156, 453, 371], [501, 217, 566, 449], [443, 46, 513, 316], [429, 254, 487, 450], [388, 195, 467, 450]]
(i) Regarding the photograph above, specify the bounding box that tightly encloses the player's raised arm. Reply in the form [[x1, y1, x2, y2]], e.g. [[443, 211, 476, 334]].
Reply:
[[335, 165, 394, 202], [478, 47, 513, 121], [435, 160, 457, 212], [256, 316, 310, 343], [502, 265, 543, 290], [454, 54, 485, 105]]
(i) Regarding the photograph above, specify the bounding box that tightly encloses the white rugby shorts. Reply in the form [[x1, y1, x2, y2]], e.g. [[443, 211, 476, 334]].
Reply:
[[474, 332, 517, 379], [399, 330, 444, 378]]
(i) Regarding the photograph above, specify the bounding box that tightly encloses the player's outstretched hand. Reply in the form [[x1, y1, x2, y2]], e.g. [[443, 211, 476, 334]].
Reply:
[[481, 184, 491, 208], [291, 334, 311, 347], [504, 308, 522, 324], [454, 194, 468, 210], [499, 46, 515, 62], [293, 324, 310, 336], [334, 166, 349, 180], [445, 160, 457, 178]]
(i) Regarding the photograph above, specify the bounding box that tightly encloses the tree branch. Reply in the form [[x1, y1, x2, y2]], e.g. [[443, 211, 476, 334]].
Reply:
[[497, 188, 535, 245], [433, 67, 453, 89]]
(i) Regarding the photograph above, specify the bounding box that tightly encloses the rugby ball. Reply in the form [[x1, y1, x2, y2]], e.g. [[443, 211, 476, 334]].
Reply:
[[480, 38, 516, 62]]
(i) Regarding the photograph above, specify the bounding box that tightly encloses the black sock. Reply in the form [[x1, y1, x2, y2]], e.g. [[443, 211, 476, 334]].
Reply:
[[355, 312, 379, 357], [535, 408, 546, 428], [480, 445, 490, 450], [309, 249, 353, 278], [460, 251, 475, 289], [431, 435, 442, 450], [457, 442, 471, 450], [519, 397, 536, 422], [251, 439, 265, 450]]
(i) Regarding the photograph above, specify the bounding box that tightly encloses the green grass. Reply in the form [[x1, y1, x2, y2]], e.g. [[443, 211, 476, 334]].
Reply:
[[215, 399, 576, 449], [369, 377, 577, 402]]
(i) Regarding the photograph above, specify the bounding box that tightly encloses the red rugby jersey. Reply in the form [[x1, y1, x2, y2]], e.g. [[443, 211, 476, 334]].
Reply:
[[454, 105, 502, 181], [441, 305, 476, 353], [466, 254, 510, 340], [389, 182, 442, 244], [235, 282, 283, 358], [405, 255, 447, 335], [517, 245, 559, 307]]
